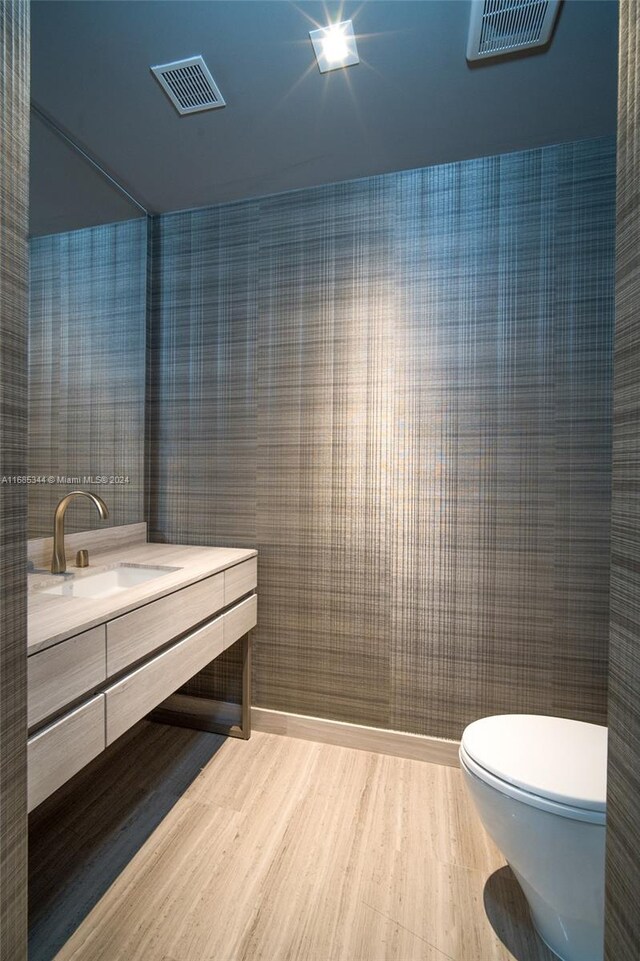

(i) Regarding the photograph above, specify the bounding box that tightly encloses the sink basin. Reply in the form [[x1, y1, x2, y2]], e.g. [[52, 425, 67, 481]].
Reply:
[[41, 563, 180, 599]]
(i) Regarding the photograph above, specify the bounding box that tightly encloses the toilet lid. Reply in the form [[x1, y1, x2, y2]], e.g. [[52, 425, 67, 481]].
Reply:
[[461, 715, 607, 812]]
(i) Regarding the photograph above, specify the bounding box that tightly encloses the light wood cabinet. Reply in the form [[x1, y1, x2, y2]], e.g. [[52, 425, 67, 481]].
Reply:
[[106, 572, 224, 676], [224, 593, 257, 647], [105, 614, 225, 745], [28, 695, 105, 812], [28, 554, 257, 809], [28, 624, 106, 729], [224, 557, 257, 606]]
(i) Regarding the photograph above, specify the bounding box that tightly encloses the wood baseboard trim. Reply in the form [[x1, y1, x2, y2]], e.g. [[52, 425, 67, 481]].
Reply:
[[251, 707, 460, 767]]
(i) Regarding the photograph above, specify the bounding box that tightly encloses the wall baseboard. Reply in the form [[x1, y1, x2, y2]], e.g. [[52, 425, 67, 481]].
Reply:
[[251, 706, 460, 768]]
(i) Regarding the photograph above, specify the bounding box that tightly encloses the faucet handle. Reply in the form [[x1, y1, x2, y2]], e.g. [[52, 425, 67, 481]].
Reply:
[[75, 550, 89, 568]]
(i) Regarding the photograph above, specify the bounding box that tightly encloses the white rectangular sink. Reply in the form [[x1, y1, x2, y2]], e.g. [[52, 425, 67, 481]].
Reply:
[[41, 564, 181, 600]]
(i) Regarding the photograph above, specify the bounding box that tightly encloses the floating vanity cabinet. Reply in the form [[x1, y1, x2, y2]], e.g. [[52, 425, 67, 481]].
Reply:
[[108, 593, 258, 744], [106, 572, 225, 676], [28, 624, 106, 729], [106, 614, 225, 744], [28, 695, 106, 812], [224, 558, 257, 606], [224, 594, 257, 646], [27, 548, 257, 811]]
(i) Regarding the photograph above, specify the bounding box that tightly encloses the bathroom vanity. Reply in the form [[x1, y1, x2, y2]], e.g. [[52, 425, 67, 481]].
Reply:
[[27, 523, 257, 812]]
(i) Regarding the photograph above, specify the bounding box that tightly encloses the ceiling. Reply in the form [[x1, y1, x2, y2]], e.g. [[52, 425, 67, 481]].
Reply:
[[29, 0, 618, 236]]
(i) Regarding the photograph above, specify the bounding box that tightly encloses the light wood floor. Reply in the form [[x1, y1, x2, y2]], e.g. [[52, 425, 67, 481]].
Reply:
[[29, 722, 557, 961]]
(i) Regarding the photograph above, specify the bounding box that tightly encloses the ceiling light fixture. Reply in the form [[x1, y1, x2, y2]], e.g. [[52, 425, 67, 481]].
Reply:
[[309, 20, 359, 73]]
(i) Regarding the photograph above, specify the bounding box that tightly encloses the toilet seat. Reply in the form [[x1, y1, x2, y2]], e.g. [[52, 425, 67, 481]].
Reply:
[[460, 714, 607, 825], [459, 743, 606, 824]]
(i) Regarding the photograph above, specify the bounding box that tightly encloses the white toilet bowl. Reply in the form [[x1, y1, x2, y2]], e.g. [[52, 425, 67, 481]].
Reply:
[[459, 714, 607, 961]]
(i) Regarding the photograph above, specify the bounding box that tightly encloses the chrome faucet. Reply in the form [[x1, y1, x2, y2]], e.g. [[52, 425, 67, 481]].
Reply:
[[51, 490, 109, 574]]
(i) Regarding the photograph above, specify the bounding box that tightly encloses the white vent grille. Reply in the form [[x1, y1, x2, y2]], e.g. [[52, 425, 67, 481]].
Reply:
[[467, 0, 561, 61], [151, 56, 226, 115]]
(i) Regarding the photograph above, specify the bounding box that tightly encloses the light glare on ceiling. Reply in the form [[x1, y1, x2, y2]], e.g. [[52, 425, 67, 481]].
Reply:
[[322, 26, 350, 63], [309, 20, 359, 73]]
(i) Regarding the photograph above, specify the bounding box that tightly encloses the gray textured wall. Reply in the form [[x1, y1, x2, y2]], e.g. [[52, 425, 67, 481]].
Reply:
[[149, 137, 615, 740], [606, 3, 640, 957], [28, 219, 147, 538], [0, 0, 29, 956]]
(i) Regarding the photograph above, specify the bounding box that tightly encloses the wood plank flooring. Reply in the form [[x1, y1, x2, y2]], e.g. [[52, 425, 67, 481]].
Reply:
[[29, 722, 557, 961]]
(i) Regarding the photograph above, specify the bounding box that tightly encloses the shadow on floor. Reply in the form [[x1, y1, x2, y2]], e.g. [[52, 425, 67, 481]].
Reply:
[[28, 720, 226, 961], [483, 866, 559, 961]]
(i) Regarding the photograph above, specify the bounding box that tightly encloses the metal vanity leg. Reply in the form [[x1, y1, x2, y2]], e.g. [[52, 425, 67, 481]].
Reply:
[[240, 630, 252, 739]]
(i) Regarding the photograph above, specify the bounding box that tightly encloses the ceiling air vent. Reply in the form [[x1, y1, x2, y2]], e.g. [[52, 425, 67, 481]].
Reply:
[[466, 0, 561, 62], [150, 55, 226, 115]]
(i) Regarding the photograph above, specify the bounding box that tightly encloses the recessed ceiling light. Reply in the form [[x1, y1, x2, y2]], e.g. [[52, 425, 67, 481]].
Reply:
[[309, 20, 359, 73]]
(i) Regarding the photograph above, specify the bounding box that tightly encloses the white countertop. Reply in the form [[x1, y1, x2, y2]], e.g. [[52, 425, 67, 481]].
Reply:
[[28, 533, 256, 656]]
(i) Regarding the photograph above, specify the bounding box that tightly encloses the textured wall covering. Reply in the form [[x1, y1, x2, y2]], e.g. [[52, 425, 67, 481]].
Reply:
[[149, 137, 615, 740], [28, 219, 147, 538], [606, 3, 640, 958], [0, 0, 29, 957]]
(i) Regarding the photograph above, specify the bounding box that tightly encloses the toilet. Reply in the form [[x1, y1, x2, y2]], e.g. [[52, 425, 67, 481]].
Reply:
[[459, 714, 607, 961]]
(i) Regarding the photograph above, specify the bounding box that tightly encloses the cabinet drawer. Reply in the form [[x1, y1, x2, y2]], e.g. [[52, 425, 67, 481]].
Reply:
[[28, 695, 105, 812], [105, 614, 224, 745], [107, 572, 224, 676], [223, 593, 257, 650], [224, 557, 257, 606], [28, 625, 106, 729]]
